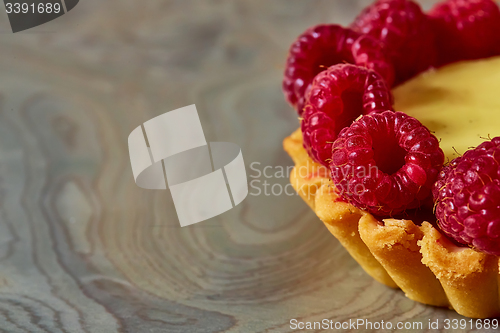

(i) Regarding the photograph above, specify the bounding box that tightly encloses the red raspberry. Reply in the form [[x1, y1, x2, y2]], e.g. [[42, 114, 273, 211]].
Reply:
[[350, 0, 437, 84], [330, 111, 444, 216], [283, 24, 394, 115], [433, 138, 500, 255], [428, 0, 500, 66], [301, 64, 393, 166]]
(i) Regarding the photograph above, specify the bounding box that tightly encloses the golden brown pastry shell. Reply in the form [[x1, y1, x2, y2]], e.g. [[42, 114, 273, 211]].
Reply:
[[284, 128, 500, 318]]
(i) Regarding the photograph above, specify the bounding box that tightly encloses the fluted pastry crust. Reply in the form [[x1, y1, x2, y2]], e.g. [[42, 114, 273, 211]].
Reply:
[[283, 128, 500, 318]]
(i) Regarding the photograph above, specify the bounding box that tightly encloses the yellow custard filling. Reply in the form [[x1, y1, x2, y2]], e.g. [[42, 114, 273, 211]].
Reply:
[[393, 56, 500, 161]]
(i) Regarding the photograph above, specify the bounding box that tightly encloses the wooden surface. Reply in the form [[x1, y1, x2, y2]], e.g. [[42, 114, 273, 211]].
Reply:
[[0, 0, 495, 332]]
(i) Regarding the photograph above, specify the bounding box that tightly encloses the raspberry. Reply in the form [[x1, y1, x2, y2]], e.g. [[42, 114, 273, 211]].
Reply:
[[330, 111, 444, 216], [301, 64, 393, 166], [283, 24, 394, 115], [433, 138, 500, 255], [428, 0, 500, 66], [351, 0, 437, 84]]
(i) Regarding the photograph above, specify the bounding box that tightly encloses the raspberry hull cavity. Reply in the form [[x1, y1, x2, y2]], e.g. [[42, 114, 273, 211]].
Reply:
[[301, 64, 393, 166], [283, 24, 394, 115], [330, 111, 444, 216], [433, 138, 500, 255]]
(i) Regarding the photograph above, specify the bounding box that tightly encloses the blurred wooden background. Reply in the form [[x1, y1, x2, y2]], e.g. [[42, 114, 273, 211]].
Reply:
[[0, 0, 491, 332]]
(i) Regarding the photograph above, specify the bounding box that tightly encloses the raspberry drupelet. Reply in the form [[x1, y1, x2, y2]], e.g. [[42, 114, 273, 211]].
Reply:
[[433, 138, 500, 255], [283, 24, 394, 115], [330, 111, 444, 216], [351, 0, 436, 84], [301, 64, 393, 166], [429, 0, 500, 66]]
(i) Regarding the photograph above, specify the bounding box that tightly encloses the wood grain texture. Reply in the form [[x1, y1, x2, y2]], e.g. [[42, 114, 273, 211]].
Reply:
[[0, 0, 495, 332]]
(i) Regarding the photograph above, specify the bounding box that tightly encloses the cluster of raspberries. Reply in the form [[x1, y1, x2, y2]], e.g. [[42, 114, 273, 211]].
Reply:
[[283, 0, 500, 254]]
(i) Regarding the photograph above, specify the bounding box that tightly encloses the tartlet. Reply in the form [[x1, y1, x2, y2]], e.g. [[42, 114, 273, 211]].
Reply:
[[284, 55, 500, 318], [282, 0, 500, 318]]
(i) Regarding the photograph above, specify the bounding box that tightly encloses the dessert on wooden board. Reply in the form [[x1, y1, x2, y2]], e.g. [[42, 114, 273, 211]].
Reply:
[[282, 0, 500, 318]]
